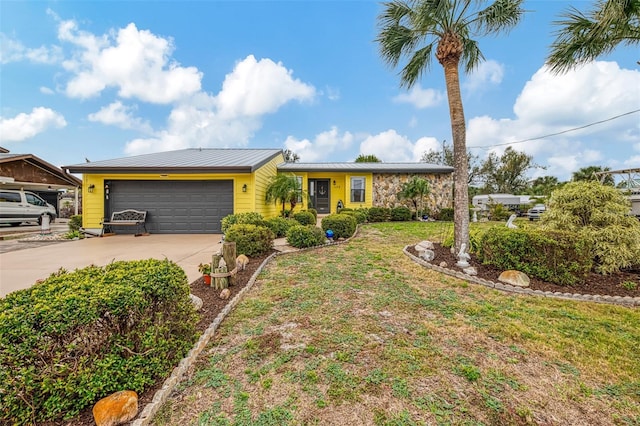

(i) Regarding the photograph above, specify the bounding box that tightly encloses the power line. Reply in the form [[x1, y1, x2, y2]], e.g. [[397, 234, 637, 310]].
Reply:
[[468, 109, 640, 150]]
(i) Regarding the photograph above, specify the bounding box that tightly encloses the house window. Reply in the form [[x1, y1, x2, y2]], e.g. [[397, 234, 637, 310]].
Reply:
[[350, 177, 365, 202], [296, 176, 303, 203]]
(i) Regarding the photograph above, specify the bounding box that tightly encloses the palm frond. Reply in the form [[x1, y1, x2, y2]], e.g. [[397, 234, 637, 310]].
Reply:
[[475, 0, 525, 35], [400, 45, 434, 88]]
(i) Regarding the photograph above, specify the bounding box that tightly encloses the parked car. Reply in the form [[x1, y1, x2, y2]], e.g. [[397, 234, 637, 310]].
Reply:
[[527, 204, 546, 221], [0, 189, 57, 226]]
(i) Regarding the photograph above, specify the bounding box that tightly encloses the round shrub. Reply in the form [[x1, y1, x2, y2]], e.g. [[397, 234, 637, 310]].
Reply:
[[68, 214, 82, 231], [0, 259, 197, 424], [367, 206, 391, 222], [306, 208, 318, 221], [221, 212, 265, 233], [225, 224, 274, 256], [292, 210, 316, 226], [390, 206, 412, 221], [339, 210, 367, 224], [321, 213, 357, 239], [286, 224, 325, 248], [265, 216, 294, 238], [542, 180, 640, 273]]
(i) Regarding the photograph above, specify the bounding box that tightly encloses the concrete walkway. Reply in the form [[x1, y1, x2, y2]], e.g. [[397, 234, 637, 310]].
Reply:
[[0, 234, 223, 298]]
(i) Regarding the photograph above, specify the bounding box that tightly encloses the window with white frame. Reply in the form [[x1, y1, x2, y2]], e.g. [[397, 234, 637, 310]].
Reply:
[[296, 176, 303, 203], [350, 176, 365, 202]]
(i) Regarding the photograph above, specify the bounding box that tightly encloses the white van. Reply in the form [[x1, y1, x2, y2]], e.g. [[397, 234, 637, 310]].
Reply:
[[0, 189, 57, 226]]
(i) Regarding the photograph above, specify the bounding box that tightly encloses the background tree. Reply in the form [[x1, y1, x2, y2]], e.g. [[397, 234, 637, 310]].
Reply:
[[529, 176, 562, 197], [478, 147, 538, 194], [542, 180, 640, 274], [283, 149, 300, 163], [421, 143, 482, 185], [547, 0, 640, 74], [376, 0, 525, 253], [572, 165, 615, 185], [355, 154, 382, 163], [397, 176, 431, 218], [265, 173, 304, 216]]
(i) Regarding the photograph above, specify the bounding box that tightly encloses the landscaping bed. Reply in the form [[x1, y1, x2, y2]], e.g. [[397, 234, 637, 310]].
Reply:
[[407, 243, 640, 298]]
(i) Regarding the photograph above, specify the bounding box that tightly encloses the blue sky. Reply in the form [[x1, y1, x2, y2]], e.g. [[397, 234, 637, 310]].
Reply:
[[1, 1, 638, 182]]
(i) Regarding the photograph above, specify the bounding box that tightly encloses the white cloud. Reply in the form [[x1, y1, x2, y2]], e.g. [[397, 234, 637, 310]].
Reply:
[[0, 107, 66, 142], [59, 20, 202, 103], [466, 61, 640, 180], [284, 127, 353, 162], [0, 33, 62, 64], [393, 85, 443, 109], [124, 55, 316, 155], [325, 86, 341, 101], [359, 130, 416, 162], [88, 101, 152, 133], [40, 86, 55, 95], [216, 55, 315, 119], [463, 60, 504, 92]]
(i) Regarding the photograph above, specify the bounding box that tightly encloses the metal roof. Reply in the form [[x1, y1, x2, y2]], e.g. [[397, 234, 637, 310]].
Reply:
[[277, 162, 454, 173], [63, 148, 283, 174]]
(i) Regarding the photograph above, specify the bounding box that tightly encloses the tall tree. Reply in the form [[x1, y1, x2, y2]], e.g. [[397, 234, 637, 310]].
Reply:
[[376, 0, 525, 253], [283, 149, 300, 163], [355, 154, 382, 163], [572, 165, 615, 185], [421, 143, 482, 185], [547, 0, 640, 74], [479, 147, 538, 194]]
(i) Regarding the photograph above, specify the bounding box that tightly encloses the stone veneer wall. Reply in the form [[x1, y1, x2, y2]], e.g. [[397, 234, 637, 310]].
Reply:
[[372, 173, 453, 213]]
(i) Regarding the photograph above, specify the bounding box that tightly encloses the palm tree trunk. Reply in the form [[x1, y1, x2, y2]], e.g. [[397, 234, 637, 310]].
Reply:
[[442, 60, 470, 254]]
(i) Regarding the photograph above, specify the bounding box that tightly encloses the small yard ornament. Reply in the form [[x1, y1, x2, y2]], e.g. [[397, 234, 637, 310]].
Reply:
[[456, 243, 471, 269], [506, 214, 518, 229], [325, 229, 334, 241]]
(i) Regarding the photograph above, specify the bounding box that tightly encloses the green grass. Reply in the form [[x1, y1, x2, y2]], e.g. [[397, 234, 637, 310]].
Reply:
[[154, 221, 640, 425]]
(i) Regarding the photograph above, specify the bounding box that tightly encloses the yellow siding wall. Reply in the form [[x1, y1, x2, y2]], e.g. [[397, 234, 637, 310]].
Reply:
[[81, 172, 255, 228], [253, 154, 285, 218]]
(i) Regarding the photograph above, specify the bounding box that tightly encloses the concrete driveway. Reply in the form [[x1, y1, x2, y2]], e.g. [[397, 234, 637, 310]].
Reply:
[[0, 234, 222, 298]]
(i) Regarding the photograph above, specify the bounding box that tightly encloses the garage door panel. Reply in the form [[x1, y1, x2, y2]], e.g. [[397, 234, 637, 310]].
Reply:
[[108, 180, 233, 234]]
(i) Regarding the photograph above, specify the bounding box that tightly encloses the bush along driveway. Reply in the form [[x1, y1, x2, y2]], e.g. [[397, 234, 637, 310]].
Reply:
[[153, 222, 640, 425]]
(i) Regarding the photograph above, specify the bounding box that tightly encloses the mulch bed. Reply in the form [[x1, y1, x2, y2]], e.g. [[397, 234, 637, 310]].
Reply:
[[407, 243, 640, 298]]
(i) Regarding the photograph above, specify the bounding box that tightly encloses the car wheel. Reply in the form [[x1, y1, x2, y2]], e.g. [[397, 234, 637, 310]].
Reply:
[[9, 222, 21, 227]]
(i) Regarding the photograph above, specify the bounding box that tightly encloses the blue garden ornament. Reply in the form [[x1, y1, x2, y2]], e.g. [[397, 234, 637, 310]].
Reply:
[[325, 229, 334, 240]]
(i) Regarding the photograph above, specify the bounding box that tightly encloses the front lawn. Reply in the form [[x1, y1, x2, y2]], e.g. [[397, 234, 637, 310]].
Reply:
[[154, 222, 640, 425]]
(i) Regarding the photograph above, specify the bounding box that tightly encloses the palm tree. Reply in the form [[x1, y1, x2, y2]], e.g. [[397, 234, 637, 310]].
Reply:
[[376, 0, 525, 253], [397, 176, 431, 218], [572, 165, 615, 185], [547, 0, 640, 74], [265, 173, 305, 216]]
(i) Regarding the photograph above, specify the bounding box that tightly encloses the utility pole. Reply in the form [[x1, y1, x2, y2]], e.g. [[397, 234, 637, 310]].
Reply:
[[442, 140, 446, 165]]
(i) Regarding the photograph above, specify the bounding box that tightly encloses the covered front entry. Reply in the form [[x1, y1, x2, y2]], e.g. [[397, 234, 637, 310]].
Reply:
[[106, 180, 233, 234], [309, 179, 330, 214]]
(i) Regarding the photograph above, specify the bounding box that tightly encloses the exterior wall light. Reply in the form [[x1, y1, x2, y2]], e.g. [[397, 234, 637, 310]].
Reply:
[[242, 184, 247, 192], [88, 184, 95, 193]]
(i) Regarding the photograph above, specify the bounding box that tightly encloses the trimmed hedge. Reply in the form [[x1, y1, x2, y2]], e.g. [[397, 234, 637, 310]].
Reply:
[[321, 214, 357, 239], [225, 224, 274, 256], [390, 206, 412, 221], [339, 210, 367, 224], [292, 210, 316, 226], [479, 227, 592, 286], [286, 225, 325, 248], [265, 216, 294, 238], [436, 208, 454, 221], [0, 259, 197, 424], [221, 212, 266, 234], [306, 208, 318, 222], [367, 207, 391, 222]]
